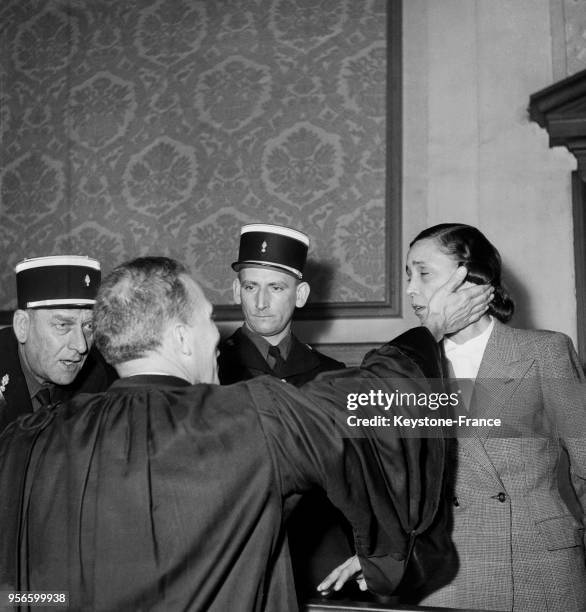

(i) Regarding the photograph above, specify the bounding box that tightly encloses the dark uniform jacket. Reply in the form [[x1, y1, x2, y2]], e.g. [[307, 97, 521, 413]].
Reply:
[[218, 327, 345, 386], [0, 326, 116, 433], [0, 328, 446, 612]]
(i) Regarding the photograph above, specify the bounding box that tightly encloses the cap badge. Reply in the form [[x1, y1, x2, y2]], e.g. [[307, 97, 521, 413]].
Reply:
[[84, 274, 91, 287], [261, 241, 267, 254]]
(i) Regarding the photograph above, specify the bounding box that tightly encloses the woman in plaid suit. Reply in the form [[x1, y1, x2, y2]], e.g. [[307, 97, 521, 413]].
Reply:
[[320, 223, 585, 611], [408, 224, 586, 611]]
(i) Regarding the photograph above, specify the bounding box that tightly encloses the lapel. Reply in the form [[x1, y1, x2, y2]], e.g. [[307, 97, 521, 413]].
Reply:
[[457, 321, 534, 482], [231, 328, 273, 377], [0, 328, 33, 428], [278, 335, 322, 379], [472, 320, 535, 422]]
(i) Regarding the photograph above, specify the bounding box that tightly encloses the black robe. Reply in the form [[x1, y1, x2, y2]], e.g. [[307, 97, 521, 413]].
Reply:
[[219, 327, 356, 601], [0, 328, 446, 612], [218, 327, 345, 386], [0, 326, 116, 433]]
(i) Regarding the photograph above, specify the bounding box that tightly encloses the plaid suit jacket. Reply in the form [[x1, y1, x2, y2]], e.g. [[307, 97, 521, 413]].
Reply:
[[420, 320, 586, 612]]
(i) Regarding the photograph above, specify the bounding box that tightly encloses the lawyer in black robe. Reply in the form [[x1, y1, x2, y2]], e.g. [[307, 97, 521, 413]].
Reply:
[[0, 327, 446, 612]]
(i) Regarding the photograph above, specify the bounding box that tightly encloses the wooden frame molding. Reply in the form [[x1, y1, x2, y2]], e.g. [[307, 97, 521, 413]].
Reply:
[[529, 68, 586, 367]]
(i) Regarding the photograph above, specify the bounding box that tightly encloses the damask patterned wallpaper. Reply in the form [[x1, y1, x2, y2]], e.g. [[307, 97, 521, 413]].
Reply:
[[0, 0, 391, 312]]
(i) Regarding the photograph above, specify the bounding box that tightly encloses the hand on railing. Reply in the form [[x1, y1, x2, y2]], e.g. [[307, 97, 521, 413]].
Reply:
[[317, 554, 366, 596]]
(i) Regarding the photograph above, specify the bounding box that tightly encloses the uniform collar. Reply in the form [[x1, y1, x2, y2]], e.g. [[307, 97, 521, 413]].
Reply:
[[17, 344, 52, 402], [240, 325, 292, 360]]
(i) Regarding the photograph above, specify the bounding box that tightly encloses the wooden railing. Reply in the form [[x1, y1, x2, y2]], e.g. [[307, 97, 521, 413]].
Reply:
[[305, 598, 490, 612]]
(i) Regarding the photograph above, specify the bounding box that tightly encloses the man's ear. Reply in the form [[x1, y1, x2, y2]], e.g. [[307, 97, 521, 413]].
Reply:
[[295, 282, 310, 308], [232, 278, 242, 305], [12, 309, 30, 344], [173, 323, 192, 356]]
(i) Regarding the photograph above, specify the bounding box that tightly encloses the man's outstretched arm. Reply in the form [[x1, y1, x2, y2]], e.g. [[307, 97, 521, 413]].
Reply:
[[313, 266, 493, 596]]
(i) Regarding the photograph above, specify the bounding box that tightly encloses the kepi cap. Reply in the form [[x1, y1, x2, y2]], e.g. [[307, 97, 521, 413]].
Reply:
[[15, 255, 101, 309], [232, 224, 309, 279]]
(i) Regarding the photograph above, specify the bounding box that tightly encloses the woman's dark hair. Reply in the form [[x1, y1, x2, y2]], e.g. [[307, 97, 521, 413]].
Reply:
[[410, 223, 514, 323]]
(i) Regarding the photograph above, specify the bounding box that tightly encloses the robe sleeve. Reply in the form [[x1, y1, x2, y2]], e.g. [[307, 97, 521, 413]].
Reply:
[[252, 327, 447, 595]]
